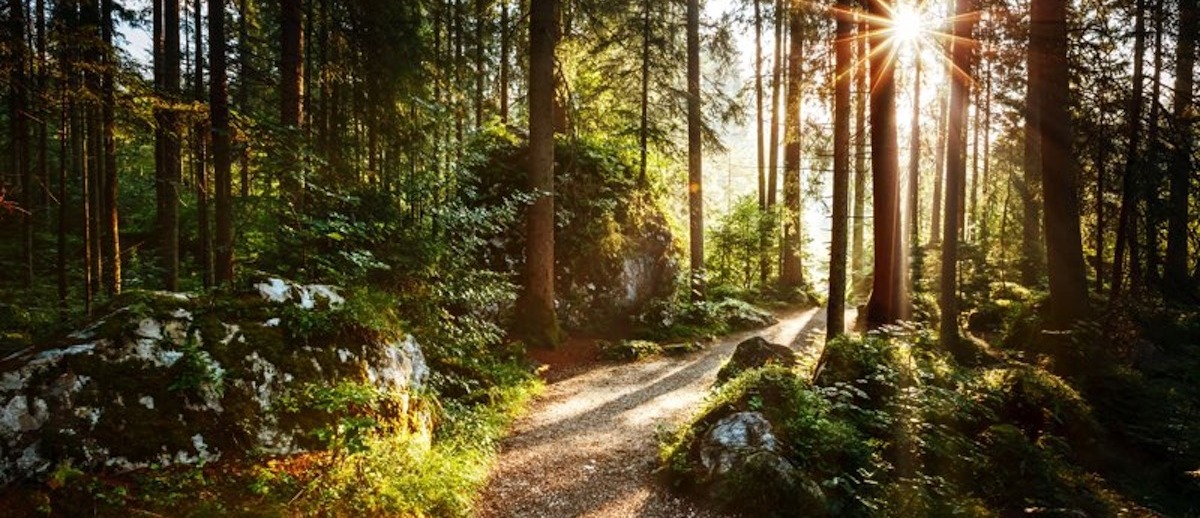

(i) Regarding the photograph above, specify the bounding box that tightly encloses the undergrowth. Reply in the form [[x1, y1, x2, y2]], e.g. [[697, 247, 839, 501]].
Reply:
[[661, 322, 1177, 517]]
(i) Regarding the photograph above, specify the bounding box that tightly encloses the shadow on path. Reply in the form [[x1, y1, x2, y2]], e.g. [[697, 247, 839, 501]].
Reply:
[[474, 308, 823, 518]]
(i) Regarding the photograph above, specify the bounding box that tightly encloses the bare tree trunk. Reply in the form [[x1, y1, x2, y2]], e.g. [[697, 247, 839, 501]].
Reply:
[[851, 19, 867, 288], [865, 1, 904, 327], [237, 0, 250, 196], [908, 56, 921, 265], [211, 0, 234, 285], [499, 0, 509, 124], [1034, 0, 1090, 326], [828, 0, 852, 339], [638, 0, 650, 184], [100, 0, 120, 294], [157, 0, 181, 291], [1112, 0, 1146, 299], [687, 0, 705, 300], [766, 0, 783, 209], [474, 0, 485, 127], [780, 6, 804, 290], [1143, 1, 1164, 286], [1165, 0, 1196, 299], [931, 91, 946, 245], [517, 0, 561, 345], [941, 0, 976, 351], [194, 0, 211, 288], [1021, 20, 1044, 286], [10, 0, 31, 287]]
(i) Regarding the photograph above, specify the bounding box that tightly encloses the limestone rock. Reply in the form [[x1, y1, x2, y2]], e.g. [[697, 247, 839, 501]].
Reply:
[[0, 278, 429, 486]]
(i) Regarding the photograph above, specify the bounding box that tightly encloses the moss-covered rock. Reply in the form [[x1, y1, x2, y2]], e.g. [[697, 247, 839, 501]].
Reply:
[[463, 128, 679, 333], [0, 278, 430, 486], [715, 337, 797, 386]]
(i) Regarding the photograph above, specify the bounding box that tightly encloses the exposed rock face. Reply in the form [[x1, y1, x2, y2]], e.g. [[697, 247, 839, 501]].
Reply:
[[0, 279, 428, 486], [699, 411, 788, 477], [715, 337, 798, 385]]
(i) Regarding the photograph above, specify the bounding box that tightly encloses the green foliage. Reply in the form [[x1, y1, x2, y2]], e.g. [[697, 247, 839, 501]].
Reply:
[[708, 196, 777, 291], [633, 296, 777, 341], [666, 327, 1145, 517]]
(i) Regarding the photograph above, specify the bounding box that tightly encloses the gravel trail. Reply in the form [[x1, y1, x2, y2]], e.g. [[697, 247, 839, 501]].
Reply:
[[475, 307, 832, 518]]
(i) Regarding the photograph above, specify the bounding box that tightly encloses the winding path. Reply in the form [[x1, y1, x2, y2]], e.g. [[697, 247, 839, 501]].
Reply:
[[475, 307, 840, 518]]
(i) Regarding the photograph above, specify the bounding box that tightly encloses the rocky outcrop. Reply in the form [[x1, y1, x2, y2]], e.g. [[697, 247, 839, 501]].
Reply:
[[0, 278, 429, 486], [715, 337, 798, 385]]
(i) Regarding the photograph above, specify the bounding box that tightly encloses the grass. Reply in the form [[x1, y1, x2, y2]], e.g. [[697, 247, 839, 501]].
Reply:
[[3, 365, 542, 517]]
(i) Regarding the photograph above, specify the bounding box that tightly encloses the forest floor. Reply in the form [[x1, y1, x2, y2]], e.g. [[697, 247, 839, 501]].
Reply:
[[474, 306, 845, 518]]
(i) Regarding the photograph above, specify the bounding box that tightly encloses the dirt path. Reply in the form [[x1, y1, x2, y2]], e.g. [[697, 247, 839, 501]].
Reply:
[[475, 307, 838, 518]]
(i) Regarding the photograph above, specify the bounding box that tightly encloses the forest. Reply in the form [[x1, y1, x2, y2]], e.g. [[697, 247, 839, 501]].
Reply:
[[0, 0, 1197, 515]]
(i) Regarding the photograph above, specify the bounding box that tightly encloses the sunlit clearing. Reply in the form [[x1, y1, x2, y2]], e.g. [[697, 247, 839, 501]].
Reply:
[[891, 5, 927, 45]]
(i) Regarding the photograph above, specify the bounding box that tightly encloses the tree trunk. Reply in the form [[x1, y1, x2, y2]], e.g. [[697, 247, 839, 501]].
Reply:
[[780, 6, 804, 290], [499, 0, 509, 124], [237, 0, 250, 196], [828, 1, 852, 339], [1165, 0, 1196, 299], [1112, 0, 1146, 299], [518, 0, 561, 345], [1143, 2, 1164, 286], [1033, 0, 1090, 326], [864, 1, 903, 327], [281, 0, 303, 210], [211, 0, 234, 285], [10, 0, 31, 287], [638, 0, 650, 184], [851, 19, 867, 288], [931, 91, 946, 245], [1021, 21, 1044, 286], [687, 0, 705, 300], [194, 0, 210, 288], [908, 56, 921, 265], [474, 0, 485, 127], [941, 0, 976, 351], [102, 0, 119, 295], [767, 0, 783, 209], [755, 0, 765, 210], [157, 0, 181, 291]]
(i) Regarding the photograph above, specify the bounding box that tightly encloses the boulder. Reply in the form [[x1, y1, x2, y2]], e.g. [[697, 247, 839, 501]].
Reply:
[[715, 337, 798, 385], [699, 411, 788, 477], [0, 278, 429, 486]]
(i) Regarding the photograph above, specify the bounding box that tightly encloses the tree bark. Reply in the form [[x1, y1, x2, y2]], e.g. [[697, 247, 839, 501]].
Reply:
[[1021, 17, 1044, 286], [1033, 0, 1090, 326], [1143, 2, 1164, 285], [157, 0, 181, 291], [211, 0, 234, 285], [1112, 0, 1146, 299], [281, 0, 303, 211], [194, 0, 210, 288], [780, 5, 804, 290], [687, 0, 705, 300], [1165, 0, 1196, 299], [908, 56, 921, 264], [931, 91, 946, 245], [638, 0, 650, 184], [941, 0, 976, 351], [499, 0, 510, 124], [851, 19, 867, 288], [518, 0, 561, 345], [767, 0, 783, 209], [864, 0, 904, 327], [10, 0, 31, 287], [102, 0, 119, 295], [828, 1, 852, 339]]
